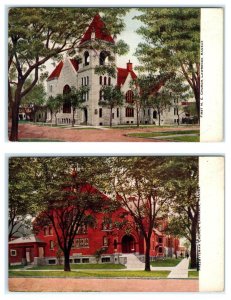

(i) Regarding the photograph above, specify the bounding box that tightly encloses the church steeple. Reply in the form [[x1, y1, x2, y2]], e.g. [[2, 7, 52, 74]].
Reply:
[[80, 14, 115, 45]]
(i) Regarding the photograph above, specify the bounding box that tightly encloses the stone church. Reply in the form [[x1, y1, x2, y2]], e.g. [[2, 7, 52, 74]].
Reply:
[[46, 14, 192, 126]]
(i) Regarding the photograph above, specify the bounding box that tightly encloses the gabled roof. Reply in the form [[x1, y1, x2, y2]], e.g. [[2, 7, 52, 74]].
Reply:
[[80, 14, 114, 45], [9, 235, 45, 244], [47, 59, 79, 81], [117, 67, 137, 86]]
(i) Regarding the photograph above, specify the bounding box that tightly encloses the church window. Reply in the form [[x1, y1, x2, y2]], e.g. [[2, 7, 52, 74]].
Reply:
[[153, 111, 157, 119], [99, 76, 102, 85], [63, 85, 71, 113], [126, 107, 134, 118], [84, 51, 90, 66], [108, 77, 111, 86], [99, 108, 102, 118], [99, 51, 109, 66], [50, 240, 54, 250], [125, 90, 134, 103], [104, 77, 107, 85], [87, 76, 89, 85], [117, 108, 119, 118]]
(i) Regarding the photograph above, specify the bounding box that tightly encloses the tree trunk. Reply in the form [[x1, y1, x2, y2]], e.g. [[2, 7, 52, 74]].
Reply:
[[158, 111, 161, 126], [144, 238, 151, 271], [72, 109, 75, 127], [136, 107, 140, 128], [190, 222, 197, 269], [64, 251, 71, 272], [110, 107, 113, 127], [9, 100, 20, 141]]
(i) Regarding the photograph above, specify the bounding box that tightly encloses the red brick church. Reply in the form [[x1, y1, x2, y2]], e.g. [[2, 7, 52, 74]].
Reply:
[[9, 181, 179, 266]]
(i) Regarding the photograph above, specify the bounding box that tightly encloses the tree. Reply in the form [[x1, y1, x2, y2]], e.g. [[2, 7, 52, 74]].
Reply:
[[128, 80, 142, 127], [65, 86, 89, 127], [8, 158, 40, 240], [135, 8, 200, 119], [15, 157, 107, 272], [103, 157, 173, 271], [161, 157, 199, 268], [99, 86, 124, 127], [21, 82, 47, 122], [8, 8, 129, 141], [46, 94, 63, 125]]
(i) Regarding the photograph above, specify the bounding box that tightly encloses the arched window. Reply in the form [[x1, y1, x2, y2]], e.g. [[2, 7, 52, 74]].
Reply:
[[126, 107, 134, 118], [99, 90, 104, 101], [104, 77, 107, 85], [153, 110, 157, 119], [99, 51, 109, 66], [125, 90, 134, 103], [99, 76, 102, 85], [108, 77, 111, 86], [87, 76, 89, 85], [63, 85, 71, 114], [84, 51, 90, 66]]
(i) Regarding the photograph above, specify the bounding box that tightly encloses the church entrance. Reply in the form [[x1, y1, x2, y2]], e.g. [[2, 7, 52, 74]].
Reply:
[[83, 108, 88, 124], [121, 235, 136, 253]]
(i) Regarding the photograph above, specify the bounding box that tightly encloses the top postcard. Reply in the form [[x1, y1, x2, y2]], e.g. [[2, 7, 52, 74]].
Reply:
[[8, 7, 223, 142]]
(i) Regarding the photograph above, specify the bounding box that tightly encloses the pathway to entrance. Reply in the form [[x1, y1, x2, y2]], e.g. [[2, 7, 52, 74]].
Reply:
[[8, 278, 199, 292], [167, 258, 190, 278]]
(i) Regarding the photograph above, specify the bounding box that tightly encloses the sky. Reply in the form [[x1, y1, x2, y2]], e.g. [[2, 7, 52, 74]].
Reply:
[[45, 9, 143, 76]]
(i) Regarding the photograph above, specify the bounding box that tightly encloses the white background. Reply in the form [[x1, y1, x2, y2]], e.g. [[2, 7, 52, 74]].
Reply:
[[1, 0, 230, 299]]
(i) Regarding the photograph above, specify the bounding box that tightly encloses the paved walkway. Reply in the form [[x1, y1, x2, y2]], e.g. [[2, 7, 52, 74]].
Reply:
[[8, 278, 199, 292], [167, 258, 190, 278]]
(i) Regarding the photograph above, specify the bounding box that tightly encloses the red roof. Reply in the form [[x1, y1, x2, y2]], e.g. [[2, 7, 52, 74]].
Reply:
[[80, 14, 114, 45], [47, 59, 79, 81], [117, 67, 137, 86], [47, 61, 63, 81]]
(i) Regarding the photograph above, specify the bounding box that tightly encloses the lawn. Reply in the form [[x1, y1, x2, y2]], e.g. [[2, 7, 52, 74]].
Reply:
[[126, 130, 200, 142], [188, 271, 199, 278], [9, 265, 26, 270], [9, 270, 170, 278], [29, 263, 126, 270], [150, 258, 182, 267]]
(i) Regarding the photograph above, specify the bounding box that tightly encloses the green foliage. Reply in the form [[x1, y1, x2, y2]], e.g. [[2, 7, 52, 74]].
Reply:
[[99, 86, 124, 127], [135, 8, 200, 117], [94, 248, 107, 263]]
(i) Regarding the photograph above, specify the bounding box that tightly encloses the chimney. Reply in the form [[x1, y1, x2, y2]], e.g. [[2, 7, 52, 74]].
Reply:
[[127, 60, 133, 72]]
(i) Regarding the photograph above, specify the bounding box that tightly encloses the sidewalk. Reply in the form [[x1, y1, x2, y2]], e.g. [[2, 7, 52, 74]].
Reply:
[[167, 258, 190, 278]]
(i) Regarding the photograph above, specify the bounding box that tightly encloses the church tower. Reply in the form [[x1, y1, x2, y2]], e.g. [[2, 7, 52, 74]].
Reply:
[[77, 14, 117, 125]]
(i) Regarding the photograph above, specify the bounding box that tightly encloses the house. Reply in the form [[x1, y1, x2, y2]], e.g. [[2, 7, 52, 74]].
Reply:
[[9, 183, 179, 266], [46, 14, 193, 127]]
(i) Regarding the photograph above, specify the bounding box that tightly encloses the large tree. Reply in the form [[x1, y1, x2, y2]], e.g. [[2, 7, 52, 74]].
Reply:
[[8, 8, 129, 141], [102, 157, 174, 271], [10, 157, 108, 271], [135, 8, 200, 119], [8, 158, 40, 240], [161, 157, 199, 268]]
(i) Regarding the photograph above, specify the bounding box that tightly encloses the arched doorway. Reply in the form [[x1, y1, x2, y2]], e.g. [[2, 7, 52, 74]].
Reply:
[[121, 235, 136, 253], [63, 85, 71, 113], [83, 108, 88, 124]]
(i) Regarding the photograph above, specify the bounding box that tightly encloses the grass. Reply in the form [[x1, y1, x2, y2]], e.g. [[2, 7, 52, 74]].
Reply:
[[188, 271, 199, 278], [150, 258, 182, 267], [9, 265, 26, 270], [127, 130, 200, 142], [164, 135, 200, 142], [30, 263, 126, 270], [9, 270, 170, 278]]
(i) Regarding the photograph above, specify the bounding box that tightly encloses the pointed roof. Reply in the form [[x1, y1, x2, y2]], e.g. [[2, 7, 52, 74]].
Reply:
[[117, 67, 137, 86], [47, 59, 79, 81], [9, 235, 45, 244], [80, 14, 114, 45]]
